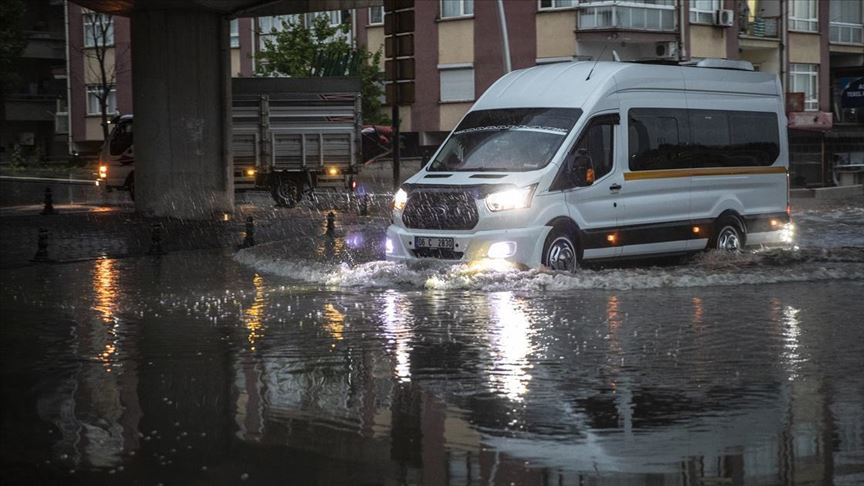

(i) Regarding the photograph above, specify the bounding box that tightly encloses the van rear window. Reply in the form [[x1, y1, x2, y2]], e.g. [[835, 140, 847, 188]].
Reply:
[[629, 108, 780, 171], [428, 108, 581, 172]]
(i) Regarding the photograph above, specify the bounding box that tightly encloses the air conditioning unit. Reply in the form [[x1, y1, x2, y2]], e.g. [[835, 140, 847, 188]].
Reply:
[[655, 41, 679, 59], [715, 9, 734, 27]]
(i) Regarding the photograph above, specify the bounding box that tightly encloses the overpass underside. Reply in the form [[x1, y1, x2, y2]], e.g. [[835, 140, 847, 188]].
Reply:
[[75, 0, 380, 218]]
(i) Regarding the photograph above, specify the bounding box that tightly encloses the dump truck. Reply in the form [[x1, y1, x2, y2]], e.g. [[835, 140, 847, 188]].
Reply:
[[99, 77, 362, 206]]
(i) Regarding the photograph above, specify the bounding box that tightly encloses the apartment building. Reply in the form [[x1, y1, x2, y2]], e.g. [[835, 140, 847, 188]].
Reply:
[[0, 0, 68, 165], [63, 0, 863, 184]]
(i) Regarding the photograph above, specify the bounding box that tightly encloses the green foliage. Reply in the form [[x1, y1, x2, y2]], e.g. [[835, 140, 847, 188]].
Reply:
[[255, 14, 388, 124], [0, 0, 27, 97]]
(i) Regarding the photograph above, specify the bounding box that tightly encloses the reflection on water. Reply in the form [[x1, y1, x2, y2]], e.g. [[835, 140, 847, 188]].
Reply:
[[381, 290, 414, 383], [488, 292, 534, 402], [323, 302, 345, 342], [3, 253, 863, 484], [92, 258, 119, 368], [244, 273, 266, 349]]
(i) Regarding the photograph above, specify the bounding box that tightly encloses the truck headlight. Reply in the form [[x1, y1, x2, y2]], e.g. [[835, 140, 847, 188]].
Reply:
[[393, 188, 408, 211], [485, 185, 536, 212]]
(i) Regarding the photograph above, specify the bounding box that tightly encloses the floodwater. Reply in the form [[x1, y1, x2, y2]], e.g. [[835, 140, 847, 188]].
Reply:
[[2, 200, 864, 485]]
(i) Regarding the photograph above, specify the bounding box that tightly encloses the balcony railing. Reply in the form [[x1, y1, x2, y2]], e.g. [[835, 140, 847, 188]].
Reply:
[[830, 21, 864, 45], [741, 16, 779, 38], [578, 1, 676, 32]]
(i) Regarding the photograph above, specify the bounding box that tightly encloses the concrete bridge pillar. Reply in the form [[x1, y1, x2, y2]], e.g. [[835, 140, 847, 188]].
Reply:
[[131, 10, 233, 218]]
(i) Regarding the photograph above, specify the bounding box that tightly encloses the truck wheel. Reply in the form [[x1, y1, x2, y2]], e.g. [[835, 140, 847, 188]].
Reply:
[[711, 216, 745, 252], [542, 226, 580, 272], [271, 176, 301, 207]]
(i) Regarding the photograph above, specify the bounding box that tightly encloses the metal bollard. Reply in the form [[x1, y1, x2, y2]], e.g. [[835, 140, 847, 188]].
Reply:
[[41, 187, 56, 215], [359, 194, 368, 216], [32, 228, 50, 262], [326, 211, 335, 237], [241, 216, 255, 248], [148, 223, 166, 255]]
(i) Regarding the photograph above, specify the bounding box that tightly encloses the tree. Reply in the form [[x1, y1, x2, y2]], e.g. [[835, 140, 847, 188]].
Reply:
[[0, 0, 27, 99], [255, 14, 387, 124], [77, 10, 126, 141]]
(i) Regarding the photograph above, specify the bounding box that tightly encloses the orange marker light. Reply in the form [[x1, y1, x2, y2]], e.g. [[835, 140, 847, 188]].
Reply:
[[245, 168, 256, 177], [770, 219, 780, 227], [692, 226, 700, 234], [607, 233, 617, 244], [98, 165, 108, 179], [328, 167, 339, 176]]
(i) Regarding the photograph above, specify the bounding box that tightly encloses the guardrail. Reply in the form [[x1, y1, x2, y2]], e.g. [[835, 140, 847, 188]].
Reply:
[[0, 176, 98, 186]]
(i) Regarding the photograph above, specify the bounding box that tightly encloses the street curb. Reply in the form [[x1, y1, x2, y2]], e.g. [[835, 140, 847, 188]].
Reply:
[[791, 185, 863, 200]]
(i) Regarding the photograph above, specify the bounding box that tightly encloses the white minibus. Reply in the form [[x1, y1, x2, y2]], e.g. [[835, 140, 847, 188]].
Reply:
[[386, 60, 793, 271]]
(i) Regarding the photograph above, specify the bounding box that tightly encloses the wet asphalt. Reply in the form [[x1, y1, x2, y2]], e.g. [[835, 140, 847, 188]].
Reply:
[[1, 185, 863, 485]]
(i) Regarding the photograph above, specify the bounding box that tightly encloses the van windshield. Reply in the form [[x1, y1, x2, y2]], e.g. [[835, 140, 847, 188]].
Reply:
[[428, 108, 582, 172]]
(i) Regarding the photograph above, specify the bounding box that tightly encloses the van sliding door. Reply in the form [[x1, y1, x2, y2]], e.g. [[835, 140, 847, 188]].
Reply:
[[617, 106, 692, 256]]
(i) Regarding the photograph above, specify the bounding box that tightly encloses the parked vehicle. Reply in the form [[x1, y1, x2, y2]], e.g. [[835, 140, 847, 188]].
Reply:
[[386, 59, 793, 270], [98, 78, 362, 205]]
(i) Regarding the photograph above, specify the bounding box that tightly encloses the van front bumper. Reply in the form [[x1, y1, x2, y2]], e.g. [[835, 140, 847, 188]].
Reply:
[[385, 224, 552, 268]]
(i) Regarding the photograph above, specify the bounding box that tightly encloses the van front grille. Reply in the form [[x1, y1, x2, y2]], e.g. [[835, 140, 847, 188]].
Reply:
[[402, 190, 479, 230]]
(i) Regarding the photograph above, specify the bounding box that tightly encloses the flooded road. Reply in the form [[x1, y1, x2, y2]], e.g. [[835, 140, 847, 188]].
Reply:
[[2, 199, 863, 485]]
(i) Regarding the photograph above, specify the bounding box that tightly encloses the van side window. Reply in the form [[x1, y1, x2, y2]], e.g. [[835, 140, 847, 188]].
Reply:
[[579, 122, 614, 180], [726, 111, 780, 166], [552, 116, 615, 191], [629, 108, 781, 171], [109, 122, 133, 156], [628, 109, 688, 171]]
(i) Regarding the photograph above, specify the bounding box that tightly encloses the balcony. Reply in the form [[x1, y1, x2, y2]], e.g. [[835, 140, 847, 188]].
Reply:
[[830, 21, 864, 45], [740, 16, 779, 39], [21, 31, 66, 61], [3, 96, 57, 122], [577, 1, 676, 32]]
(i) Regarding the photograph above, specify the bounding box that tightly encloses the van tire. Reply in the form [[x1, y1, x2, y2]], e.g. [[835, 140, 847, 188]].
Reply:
[[711, 216, 745, 252], [125, 172, 135, 201], [271, 175, 301, 208], [542, 226, 580, 272]]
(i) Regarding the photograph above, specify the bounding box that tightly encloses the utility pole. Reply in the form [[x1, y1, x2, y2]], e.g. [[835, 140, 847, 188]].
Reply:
[[384, 0, 415, 190]]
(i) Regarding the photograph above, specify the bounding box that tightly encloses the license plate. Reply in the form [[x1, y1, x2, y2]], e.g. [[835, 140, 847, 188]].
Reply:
[[415, 237, 454, 249]]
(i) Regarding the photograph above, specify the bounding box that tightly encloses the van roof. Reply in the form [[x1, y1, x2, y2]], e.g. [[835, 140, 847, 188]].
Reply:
[[472, 61, 779, 111]]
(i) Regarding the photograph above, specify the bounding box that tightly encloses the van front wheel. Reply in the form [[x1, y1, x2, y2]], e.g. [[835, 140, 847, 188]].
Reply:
[[542, 227, 579, 272], [711, 217, 745, 252]]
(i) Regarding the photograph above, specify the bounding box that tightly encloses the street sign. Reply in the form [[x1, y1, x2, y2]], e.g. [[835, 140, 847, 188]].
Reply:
[[384, 9, 414, 36], [385, 81, 415, 105], [385, 34, 414, 58], [385, 58, 415, 81]]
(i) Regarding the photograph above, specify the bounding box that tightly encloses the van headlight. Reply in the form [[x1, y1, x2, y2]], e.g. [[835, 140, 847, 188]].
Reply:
[[485, 185, 536, 212], [393, 188, 408, 211]]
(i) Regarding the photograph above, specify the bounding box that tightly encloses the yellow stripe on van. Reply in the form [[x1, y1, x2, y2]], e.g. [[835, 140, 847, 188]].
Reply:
[[624, 166, 787, 181]]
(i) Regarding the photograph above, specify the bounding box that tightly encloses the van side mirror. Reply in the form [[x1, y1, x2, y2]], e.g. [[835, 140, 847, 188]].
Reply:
[[569, 149, 595, 186]]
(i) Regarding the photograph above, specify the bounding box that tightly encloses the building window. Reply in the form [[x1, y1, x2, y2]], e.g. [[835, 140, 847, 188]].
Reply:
[[258, 15, 296, 50], [539, 0, 576, 10], [369, 5, 384, 25], [579, 0, 676, 32], [315, 10, 350, 28], [789, 0, 818, 32], [55, 98, 68, 134], [441, 0, 473, 19], [789, 64, 819, 111], [690, 0, 720, 24], [830, 0, 863, 44], [86, 85, 117, 116], [83, 10, 114, 48], [439, 65, 474, 102], [230, 19, 239, 48]]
